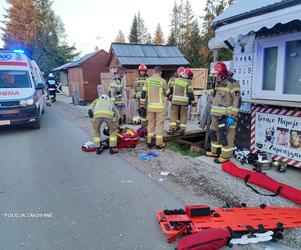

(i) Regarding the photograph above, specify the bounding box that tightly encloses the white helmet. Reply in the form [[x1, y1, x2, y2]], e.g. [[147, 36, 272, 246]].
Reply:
[[101, 94, 109, 100], [48, 73, 54, 77]]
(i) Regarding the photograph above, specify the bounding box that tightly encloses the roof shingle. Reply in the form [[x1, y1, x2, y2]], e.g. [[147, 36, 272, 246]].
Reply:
[[110, 43, 189, 67]]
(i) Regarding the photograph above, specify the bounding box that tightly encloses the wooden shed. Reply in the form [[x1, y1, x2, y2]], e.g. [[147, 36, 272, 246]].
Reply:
[[53, 49, 109, 101], [106, 43, 190, 86]]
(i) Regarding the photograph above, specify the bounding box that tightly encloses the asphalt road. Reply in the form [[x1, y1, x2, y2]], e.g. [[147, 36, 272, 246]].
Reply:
[[0, 106, 182, 250]]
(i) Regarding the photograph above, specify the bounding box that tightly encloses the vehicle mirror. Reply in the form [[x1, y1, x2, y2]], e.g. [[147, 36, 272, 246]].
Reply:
[[36, 83, 46, 90]]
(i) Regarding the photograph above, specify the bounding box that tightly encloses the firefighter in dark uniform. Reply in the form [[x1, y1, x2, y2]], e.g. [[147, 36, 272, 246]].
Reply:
[[46, 73, 57, 102], [205, 62, 241, 164]]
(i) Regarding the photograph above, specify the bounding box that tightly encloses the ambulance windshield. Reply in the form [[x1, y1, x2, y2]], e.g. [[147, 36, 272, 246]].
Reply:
[[0, 70, 32, 88]]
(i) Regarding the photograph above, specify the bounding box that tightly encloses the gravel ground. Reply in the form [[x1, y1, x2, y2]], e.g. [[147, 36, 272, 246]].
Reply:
[[53, 98, 301, 250], [120, 146, 301, 250]]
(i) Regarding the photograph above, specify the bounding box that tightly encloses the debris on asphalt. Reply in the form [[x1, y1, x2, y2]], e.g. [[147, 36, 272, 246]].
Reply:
[[138, 153, 150, 161], [139, 151, 159, 161], [121, 180, 133, 183], [148, 151, 158, 157], [160, 171, 169, 176]]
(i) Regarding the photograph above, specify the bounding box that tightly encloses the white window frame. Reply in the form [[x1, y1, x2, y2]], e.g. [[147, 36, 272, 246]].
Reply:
[[253, 32, 301, 101]]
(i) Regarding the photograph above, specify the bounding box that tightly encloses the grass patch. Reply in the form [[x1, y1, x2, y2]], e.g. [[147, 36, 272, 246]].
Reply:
[[166, 141, 203, 158]]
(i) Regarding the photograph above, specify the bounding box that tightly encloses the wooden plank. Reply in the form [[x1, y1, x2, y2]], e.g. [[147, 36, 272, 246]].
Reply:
[[191, 68, 209, 89], [164, 130, 206, 142], [177, 138, 205, 151]]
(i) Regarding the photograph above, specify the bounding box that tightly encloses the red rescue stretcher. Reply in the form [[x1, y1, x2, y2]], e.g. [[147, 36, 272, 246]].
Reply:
[[222, 162, 301, 205], [156, 205, 301, 243]]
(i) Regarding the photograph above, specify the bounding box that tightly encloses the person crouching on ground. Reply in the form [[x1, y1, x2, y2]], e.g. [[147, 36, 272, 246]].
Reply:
[[88, 94, 120, 155]]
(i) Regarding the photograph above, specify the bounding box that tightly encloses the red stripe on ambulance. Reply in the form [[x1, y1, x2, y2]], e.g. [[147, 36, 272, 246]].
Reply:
[[0, 90, 20, 96], [0, 62, 28, 66]]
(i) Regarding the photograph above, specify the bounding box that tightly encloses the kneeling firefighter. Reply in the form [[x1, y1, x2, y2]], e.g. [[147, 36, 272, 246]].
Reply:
[[88, 95, 121, 155], [205, 62, 241, 164]]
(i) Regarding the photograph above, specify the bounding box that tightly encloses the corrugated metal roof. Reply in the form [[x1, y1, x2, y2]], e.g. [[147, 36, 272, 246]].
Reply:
[[213, 0, 291, 23], [52, 52, 97, 71], [111, 43, 189, 66]]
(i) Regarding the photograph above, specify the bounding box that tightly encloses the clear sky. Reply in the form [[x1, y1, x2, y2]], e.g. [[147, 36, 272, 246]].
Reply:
[[0, 0, 206, 55]]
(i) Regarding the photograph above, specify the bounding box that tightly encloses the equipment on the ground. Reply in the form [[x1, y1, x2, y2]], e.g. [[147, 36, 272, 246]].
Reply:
[[176, 228, 231, 250], [137, 126, 147, 138], [157, 204, 301, 246], [116, 127, 139, 149], [103, 127, 139, 149], [81, 141, 96, 152], [222, 162, 301, 204], [234, 148, 250, 164], [132, 115, 141, 124]]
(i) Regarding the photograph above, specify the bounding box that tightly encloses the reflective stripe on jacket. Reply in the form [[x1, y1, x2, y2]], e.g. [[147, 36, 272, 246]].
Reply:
[[92, 99, 115, 119], [140, 74, 168, 112], [133, 76, 147, 99]]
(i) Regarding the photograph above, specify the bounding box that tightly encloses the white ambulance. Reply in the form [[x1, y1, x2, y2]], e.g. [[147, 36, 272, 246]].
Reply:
[[0, 49, 46, 129]]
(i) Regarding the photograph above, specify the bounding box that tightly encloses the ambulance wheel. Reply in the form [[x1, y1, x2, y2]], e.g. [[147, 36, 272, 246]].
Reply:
[[32, 117, 41, 129], [130, 145, 136, 148]]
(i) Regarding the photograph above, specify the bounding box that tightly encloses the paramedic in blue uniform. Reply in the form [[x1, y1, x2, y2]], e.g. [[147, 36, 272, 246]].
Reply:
[[46, 73, 57, 102]]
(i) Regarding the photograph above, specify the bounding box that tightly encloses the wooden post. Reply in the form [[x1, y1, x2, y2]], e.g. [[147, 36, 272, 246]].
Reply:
[[204, 92, 213, 150]]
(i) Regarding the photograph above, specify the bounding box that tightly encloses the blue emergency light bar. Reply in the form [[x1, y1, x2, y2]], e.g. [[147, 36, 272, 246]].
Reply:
[[0, 48, 33, 59], [13, 49, 25, 54]]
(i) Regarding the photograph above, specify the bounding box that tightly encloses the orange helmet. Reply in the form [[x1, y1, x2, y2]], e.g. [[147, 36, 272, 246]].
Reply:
[[185, 68, 193, 79], [138, 64, 147, 71], [177, 67, 185, 77], [214, 62, 228, 77]]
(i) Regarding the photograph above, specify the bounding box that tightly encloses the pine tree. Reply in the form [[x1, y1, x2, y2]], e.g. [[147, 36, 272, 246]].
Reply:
[[168, 1, 180, 46], [2, 0, 36, 49], [115, 30, 126, 43], [185, 20, 201, 67], [136, 11, 148, 43], [129, 12, 150, 44], [145, 33, 152, 44], [128, 15, 139, 43], [167, 31, 176, 45], [153, 23, 165, 45], [177, 0, 185, 48], [183, 0, 194, 34], [182, 0, 194, 54], [199, 0, 234, 67], [2, 0, 78, 73], [168, 0, 191, 49]]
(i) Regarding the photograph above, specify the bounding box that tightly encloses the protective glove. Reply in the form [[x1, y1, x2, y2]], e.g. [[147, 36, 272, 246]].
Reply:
[[88, 109, 93, 118], [140, 107, 147, 119], [191, 101, 197, 107], [226, 117, 236, 127]]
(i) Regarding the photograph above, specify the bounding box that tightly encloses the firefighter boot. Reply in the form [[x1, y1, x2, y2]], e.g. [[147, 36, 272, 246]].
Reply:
[[110, 147, 119, 154], [156, 143, 166, 150], [205, 151, 219, 158], [148, 137, 156, 149], [96, 147, 104, 155], [214, 156, 230, 164], [167, 129, 176, 135]]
